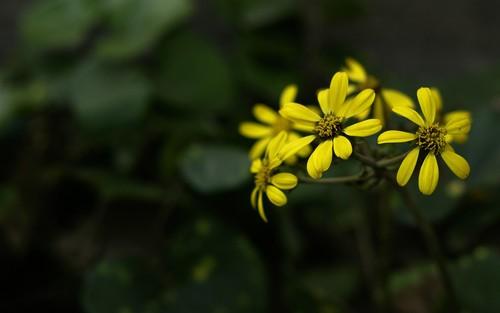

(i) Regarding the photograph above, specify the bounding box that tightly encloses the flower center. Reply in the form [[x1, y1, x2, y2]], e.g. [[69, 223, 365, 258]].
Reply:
[[254, 161, 272, 190], [272, 116, 291, 135], [315, 113, 343, 139], [416, 124, 447, 154]]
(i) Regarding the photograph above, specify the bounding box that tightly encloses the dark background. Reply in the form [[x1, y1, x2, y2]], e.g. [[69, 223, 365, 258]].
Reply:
[[1, 0, 500, 313]]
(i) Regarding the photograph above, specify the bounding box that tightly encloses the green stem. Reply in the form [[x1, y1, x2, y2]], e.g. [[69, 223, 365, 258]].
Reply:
[[385, 173, 459, 310], [298, 172, 369, 184]]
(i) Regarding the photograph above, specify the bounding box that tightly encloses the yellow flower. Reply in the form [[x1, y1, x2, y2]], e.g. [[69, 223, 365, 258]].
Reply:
[[250, 131, 312, 222], [343, 57, 414, 126], [279, 72, 382, 179], [431, 87, 471, 143], [239, 84, 311, 164], [378, 87, 471, 195]]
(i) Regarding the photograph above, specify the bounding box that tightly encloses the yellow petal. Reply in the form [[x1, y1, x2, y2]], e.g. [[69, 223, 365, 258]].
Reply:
[[343, 57, 367, 83], [381, 88, 414, 109], [445, 114, 471, 135], [249, 138, 270, 159], [271, 173, 298, 190], [266, 131, 288, 161], [279, 135, 316, 161], [317, 89, 331, 114], [340, 89, 375, 118], [396, 148, 419, 186], [392, 106, 425, 127], [333, 135, 352, 160], [250, 187, 259, 208], [418, 152, 439, 195], [239, 122, 272, 138], [250, 159, 262, 173], [279, 84, 298, 107], [253, 104, 278, 125], [417, 87, 436, 125], [430, 87, 442, 111], [292, 121, 316, 132], [289, 132, 312, 158], [343, 119, 382, 137], [377, 130, 417, 144], [307, 140, 333, 179], [266, 185, 287, 206], [257, 191, 267, 222], [373, 96, 384, 125], [441, 145, 470, 179], [280, 103, 321, 123], [355, 107, 371, 121], [444, 110, 471, 123], [329, 72, 348, 114]]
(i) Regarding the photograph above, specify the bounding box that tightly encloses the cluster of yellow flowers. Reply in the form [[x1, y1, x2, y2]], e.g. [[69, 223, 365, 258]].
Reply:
[[240, 58, 471, 222]]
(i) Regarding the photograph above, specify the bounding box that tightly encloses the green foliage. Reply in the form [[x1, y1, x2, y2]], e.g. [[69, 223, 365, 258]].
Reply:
[[180, 144, 250, 193]]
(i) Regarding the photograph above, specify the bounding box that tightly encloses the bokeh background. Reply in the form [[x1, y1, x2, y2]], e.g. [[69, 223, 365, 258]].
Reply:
[[1, 0, 500, 312]]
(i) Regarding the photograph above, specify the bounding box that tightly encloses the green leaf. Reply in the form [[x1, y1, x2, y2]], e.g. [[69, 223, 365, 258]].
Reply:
[[179, 144, 250, 193], [156, 33, 235, 112], [452, 248, 500, 313], [95, 0, 192, 60], [164, 218, 268, 313], [82, 218, 268, 313], [20, 0, 99, 51], [68, 60, 150, 131]]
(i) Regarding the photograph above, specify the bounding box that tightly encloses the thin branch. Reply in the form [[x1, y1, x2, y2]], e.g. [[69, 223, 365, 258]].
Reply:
[[298, 172, 369, 184], [384, 172, 459, 310]]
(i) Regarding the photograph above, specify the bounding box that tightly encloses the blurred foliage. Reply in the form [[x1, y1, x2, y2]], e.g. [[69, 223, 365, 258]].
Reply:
[[1, 0, 500, 312]]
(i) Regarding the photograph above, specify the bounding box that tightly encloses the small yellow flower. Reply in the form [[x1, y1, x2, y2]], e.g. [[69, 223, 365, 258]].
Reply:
[[378, 87, 471, 195], [239, 84, 311, 163], [343, 57, 414, 126], [431, 87, 471, 143], [279, 72, 382, 179], [250, 131, 311, 222]]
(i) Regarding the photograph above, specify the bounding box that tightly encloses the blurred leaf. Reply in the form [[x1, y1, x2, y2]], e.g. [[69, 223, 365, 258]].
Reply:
[[179, 144, 250, 193], [95, 0, 192, 60], [0, 83, 13, 126], [83, 218, 267, 313], [83, 258, 165, 313], [20, 0, 99, 51], [452, 247, 500, 313], [68, 60, 150, 131], [74, 169, 164, 201], [461, 108, 500, 188], [164, 218, 268, 312], [156, 33, 235, 112], [301, 266, 359, 302], [389, 263, 434, 293]]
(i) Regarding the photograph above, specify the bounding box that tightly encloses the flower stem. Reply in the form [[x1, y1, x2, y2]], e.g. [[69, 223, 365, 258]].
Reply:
[[385, 173, 459, 310], [298, 172, 370, 184]]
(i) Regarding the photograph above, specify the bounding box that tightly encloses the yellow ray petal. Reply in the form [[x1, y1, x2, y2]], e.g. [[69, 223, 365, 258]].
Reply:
[[253, 104, 278, 125], [418, 152, 439, 195], [266, 185, 287, 206], [250, 187, 259, 208], [279, 134, 316, 161], [280, 103, 321, 123], [417, 87, 436, 125], [441, 145, 470, 179], [317, 88, 331, 114], [343, 57, 367, 83], [239, 122, 272, 138], [339, 89, 375, 118], [329, 72, 348, 114], [396, 148, 419, 186], [430, 88, 442, 111], [392, 106, 425, 127], [373, 96, 385, 125], [279, 84, 298, 107], [249, 138, 270, 159], [271, 173, 298, 190], [343, 119, 382, 137], [266, 131, 288, 161], [257, 191, 267, 222], [381, 88, 414, 109], [445, 115, 471, 135], [377, 130, 417, 144], [307, 140, 333, 179], [250, 159, 262, 173], [333, 135, 352, 160], [289, 132, 312, 157]]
